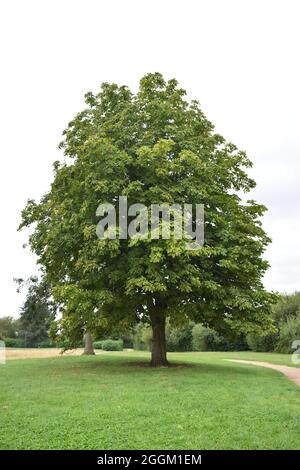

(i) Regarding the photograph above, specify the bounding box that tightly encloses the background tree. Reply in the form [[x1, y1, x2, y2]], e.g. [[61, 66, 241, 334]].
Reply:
[[0, 316, 20, 339], [246, 291, 300, 353], [272, 291, 300, 323], [20, 73, 276, 366], [16, 276, 57, 347]]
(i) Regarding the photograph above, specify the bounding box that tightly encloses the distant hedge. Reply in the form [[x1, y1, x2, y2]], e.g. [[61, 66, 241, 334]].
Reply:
[[192, 324, 248, 352], [3, 338, 25, 348], [101, 339, 123, 351], [246, 331, 279, 352]]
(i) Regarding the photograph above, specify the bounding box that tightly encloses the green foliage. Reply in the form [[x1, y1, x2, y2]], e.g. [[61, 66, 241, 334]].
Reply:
[[192, 324, 248, 351], [120, 334, 134, 349], [273, 292, 300, 323], [133, 321, 194, 352], [19, 73, 276, 349], [16, 276, 57, 347], [3, 337, 67, 349], [246, 331, 279, 352], [94, 334, 132, 350], [140, 325, 152, 351], [3, 337, 25, 348], [246, 292, 300, 353], [49, 319, 85, 351], [133, 323, 150, 350], [276, 312, 300, 353], [36, 339, 58, 348], [0, 317, 20, 339], [133, 321, 248, 352], [166, 322, 194, 352], [101, 339, 123, 351], [192, 324, 212, 351]]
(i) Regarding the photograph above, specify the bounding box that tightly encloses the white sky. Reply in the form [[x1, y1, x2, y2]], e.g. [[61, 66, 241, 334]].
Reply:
[[0, 0, 299, 318]]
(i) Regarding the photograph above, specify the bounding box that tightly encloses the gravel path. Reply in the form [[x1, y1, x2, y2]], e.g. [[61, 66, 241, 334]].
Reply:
[[227, 359, 300, 388]]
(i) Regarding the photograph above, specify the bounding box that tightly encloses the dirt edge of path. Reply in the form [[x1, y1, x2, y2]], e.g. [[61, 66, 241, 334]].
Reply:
[[226, 359, 300, 388]]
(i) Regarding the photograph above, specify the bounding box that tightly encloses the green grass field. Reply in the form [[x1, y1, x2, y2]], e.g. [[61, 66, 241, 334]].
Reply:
[[1, 351, 300, 450]]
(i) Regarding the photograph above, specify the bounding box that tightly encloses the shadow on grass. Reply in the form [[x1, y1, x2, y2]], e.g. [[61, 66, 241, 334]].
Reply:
[[125, 361, 196, 368], [58, 355, 269, 380], [11, 353, 273, 381]]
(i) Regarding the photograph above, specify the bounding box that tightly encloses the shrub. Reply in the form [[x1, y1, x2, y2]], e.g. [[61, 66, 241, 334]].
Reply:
[[244, 291, 300, 353], [101, 339, 123, 351], [133, 324, 150, 350], [192, 324, 248, 351], [246, 331, 278, 352], [3, 337, 64, 348], [273, 292, 300, 323], [245, 292, 300, 353], [141, 326, 152, 351], [3, 337, 25, 348], [167, 323, 194, 352], [36, 339, 58, 348], [0, 317, 20, 339], [93, 340, 103, 349], [121, 334, 134, 349], [192, 324, 211, 351], [134, 322, 195, 352], [276, 312, 300, 353]]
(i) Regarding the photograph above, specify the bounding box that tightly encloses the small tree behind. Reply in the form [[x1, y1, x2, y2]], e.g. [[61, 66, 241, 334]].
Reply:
[[0, 316, 20, 339], [16, 277, 57, 347]]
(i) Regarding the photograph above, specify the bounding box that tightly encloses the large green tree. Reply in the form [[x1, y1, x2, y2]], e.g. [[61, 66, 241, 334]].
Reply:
[[20, 73, 276, 366]]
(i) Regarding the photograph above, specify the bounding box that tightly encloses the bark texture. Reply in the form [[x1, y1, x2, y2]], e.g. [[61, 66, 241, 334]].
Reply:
[[149, 308, 169, 367], [82, 331, 95, 355]]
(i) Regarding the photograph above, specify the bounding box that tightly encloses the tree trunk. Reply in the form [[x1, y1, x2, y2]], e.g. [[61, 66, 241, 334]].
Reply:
[[150, 312, 169, 367], [82, 331, 95, 355]]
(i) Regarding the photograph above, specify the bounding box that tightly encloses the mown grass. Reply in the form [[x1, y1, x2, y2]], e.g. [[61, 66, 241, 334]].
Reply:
[[0, 351, 299, 450]]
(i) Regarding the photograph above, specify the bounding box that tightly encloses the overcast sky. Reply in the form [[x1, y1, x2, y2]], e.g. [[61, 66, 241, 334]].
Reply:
[[0, 0, 299, 318]]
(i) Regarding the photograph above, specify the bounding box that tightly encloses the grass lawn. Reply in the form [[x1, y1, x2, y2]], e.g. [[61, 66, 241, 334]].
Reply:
[[0, 351, 299, 450]]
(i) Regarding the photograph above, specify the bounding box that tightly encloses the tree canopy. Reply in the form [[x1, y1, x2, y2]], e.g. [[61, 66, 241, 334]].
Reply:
[[19, 72, 276, 365]]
